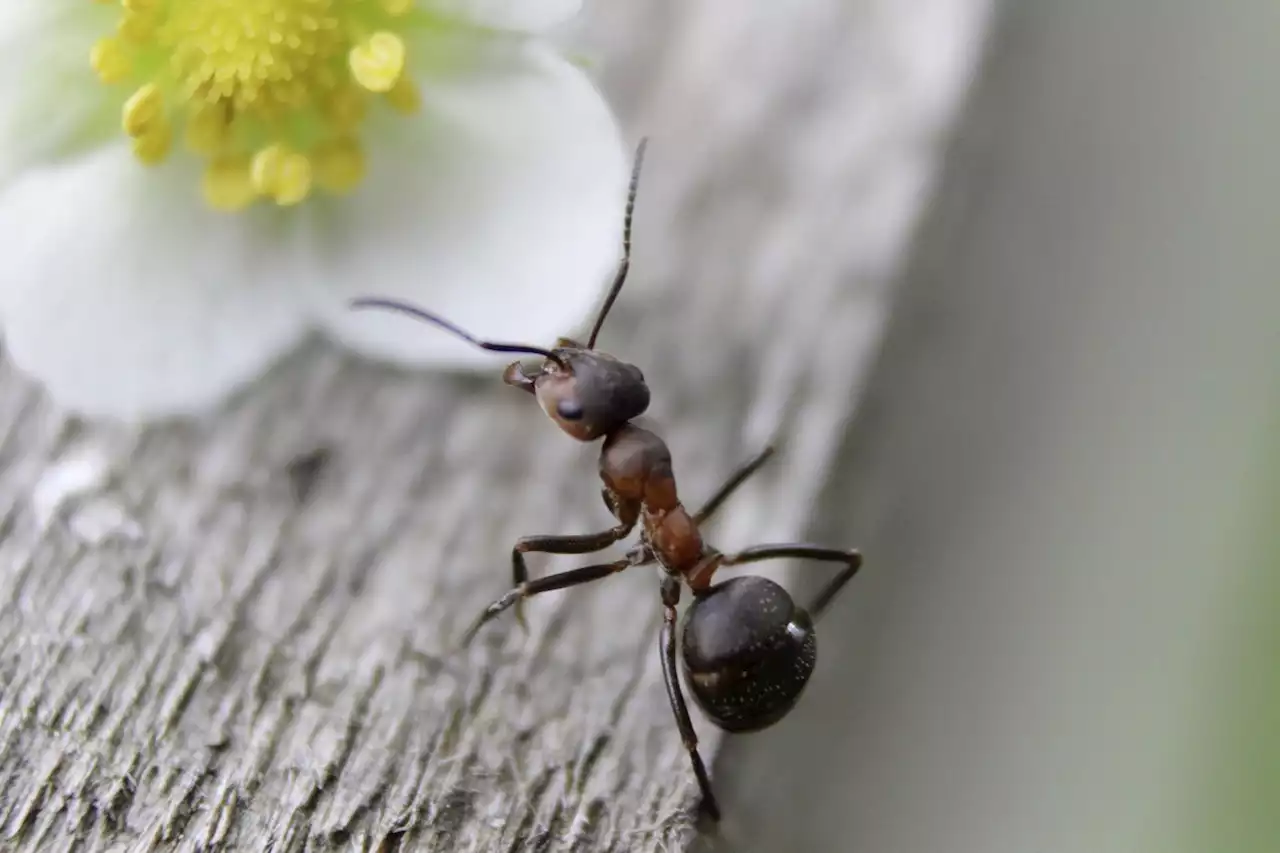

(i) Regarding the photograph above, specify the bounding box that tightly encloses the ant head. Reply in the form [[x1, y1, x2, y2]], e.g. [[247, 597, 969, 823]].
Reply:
[[350, 139, 653, 441], [502, 340, 649, 441]]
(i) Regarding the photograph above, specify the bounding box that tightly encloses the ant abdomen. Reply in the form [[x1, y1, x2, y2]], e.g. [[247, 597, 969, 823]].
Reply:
[[679, 575, 817, 733]]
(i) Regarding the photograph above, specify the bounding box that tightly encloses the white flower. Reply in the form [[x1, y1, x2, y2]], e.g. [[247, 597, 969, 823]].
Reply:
[[0, 0, 628, 423]]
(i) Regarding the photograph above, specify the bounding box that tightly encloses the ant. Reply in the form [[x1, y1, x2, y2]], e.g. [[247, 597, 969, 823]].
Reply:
[[350, 139, 863, 822]]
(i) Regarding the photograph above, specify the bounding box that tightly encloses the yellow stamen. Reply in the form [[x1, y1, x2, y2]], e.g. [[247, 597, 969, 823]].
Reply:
[[349, 32, 407, 93], [122, 83, 164, 138], [251, 145, 313, 207], [203, 157, 257, 212], [250, 145, 286, 197], [89, 0, 425, 210], [90, 38, 131, 84], [184, 103, 231, 156], [273, 153, 314, 206], [117, 11, 156, 43], [132, 121, 172, 165]]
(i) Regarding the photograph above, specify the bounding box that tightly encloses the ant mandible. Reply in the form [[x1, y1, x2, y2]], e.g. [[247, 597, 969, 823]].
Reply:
[[350, 139, 863, 822]]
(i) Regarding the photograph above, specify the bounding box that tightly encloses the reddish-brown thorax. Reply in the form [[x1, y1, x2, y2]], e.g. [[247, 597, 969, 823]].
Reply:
[[599, 423, 708, 585]]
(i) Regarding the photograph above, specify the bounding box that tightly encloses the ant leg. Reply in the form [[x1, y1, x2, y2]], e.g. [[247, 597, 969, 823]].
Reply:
[[659, 576, 721, 821], [511, 523, 635, 628], [461, 557, 630, 646], [692, 444, 776, 525], [512, 525, 634, 585], [721, 544, 863, 620]]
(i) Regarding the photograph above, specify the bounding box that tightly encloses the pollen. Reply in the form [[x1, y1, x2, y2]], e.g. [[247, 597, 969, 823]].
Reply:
[[349, 32, 406, 93], [90, 0, 425, 211]]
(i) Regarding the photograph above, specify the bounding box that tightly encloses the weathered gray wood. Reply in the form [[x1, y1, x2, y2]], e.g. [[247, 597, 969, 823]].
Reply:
[[0, 2, 990, 850]]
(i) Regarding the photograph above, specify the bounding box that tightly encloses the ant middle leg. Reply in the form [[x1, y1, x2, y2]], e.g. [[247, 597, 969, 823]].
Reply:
[[658, 575, 721, 821], [510, 522, 635, 628], [720, 544, 863, 620], [512, 525, 634, 585], [461, 557, 631, 646]]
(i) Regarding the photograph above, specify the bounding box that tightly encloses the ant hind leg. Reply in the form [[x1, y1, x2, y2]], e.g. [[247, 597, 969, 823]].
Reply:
[[720, 543, 863, 620], [692, 444, 776, 526]]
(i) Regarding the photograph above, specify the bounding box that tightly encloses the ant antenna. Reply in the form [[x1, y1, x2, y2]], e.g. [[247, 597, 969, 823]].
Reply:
[[586, 137, 649, 350], [349, 297, 568, 369]]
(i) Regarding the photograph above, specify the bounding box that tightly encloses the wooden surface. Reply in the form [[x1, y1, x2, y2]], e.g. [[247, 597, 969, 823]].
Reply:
[[0, 2, 991, 850]]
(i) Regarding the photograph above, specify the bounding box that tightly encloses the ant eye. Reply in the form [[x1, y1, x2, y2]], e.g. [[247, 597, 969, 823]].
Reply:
[[557, 399, 585, 421]]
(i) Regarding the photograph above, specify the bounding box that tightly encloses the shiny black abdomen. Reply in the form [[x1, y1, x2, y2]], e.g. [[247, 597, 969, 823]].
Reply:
[[679, 575, 816, 733]]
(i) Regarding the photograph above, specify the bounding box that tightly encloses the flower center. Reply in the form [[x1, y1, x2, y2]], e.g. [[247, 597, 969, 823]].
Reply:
[[91, 0, 422, 211]]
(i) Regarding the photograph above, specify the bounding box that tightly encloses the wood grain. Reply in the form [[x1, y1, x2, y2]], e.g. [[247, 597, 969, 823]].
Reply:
[[0, 1, 991, 849]]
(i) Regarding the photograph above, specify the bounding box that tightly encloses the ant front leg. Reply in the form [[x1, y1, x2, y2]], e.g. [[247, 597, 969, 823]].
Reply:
[[720, 544, 864, 619], [461, 556, 631, 646], [658, 575, 721, 821], [506, 520, 635, 630]]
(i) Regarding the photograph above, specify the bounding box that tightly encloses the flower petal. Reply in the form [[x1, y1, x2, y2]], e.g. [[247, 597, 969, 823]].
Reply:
[[0, 147, 313, 423], [0, 1, 116, 185], [435, 0, 582, 33], [314, 40, 629, 368]]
